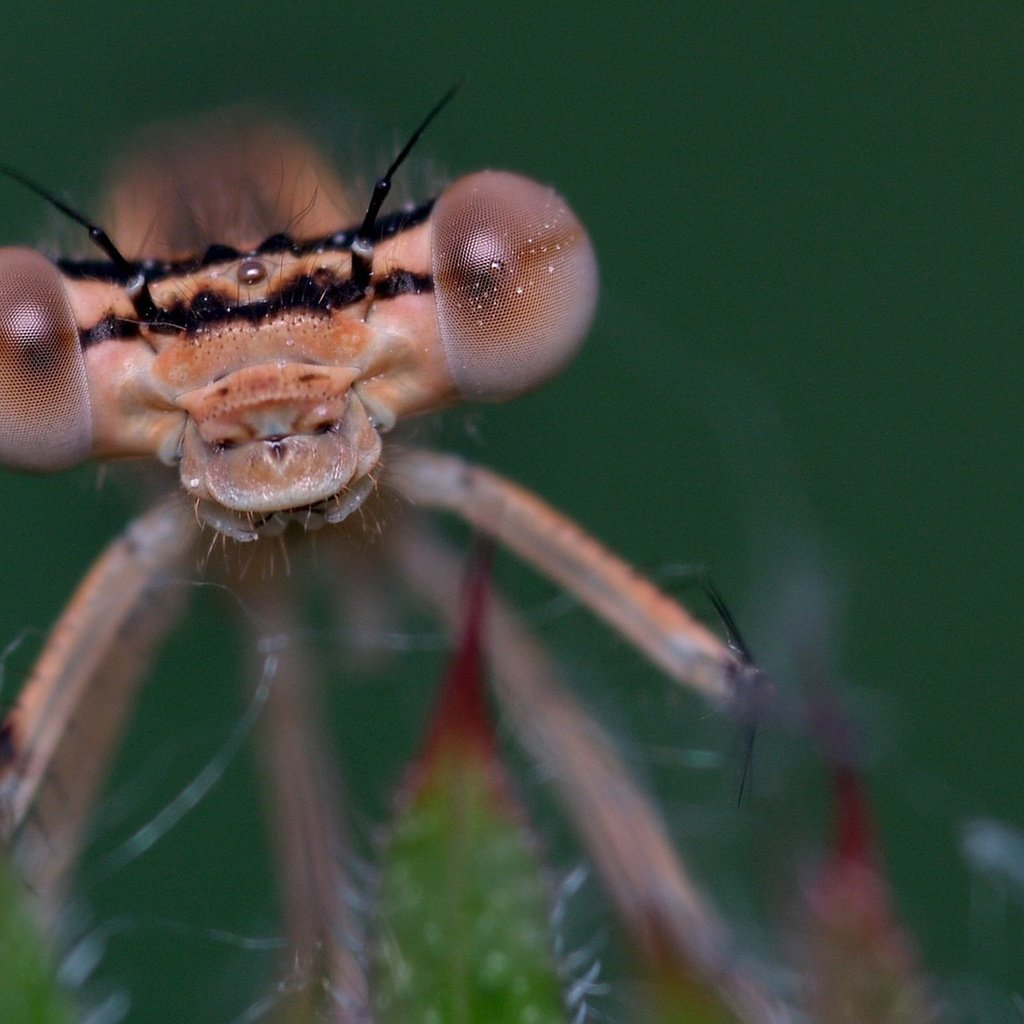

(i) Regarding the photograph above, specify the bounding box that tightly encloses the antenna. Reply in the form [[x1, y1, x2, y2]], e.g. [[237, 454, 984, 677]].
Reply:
[[0, 163, 161, 323], [703, 577, 753, 663], [701, 578, 767, 806], [350, 81, 462, 292]]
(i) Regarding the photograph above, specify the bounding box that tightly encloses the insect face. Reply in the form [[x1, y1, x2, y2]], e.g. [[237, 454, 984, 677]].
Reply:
[[0, 146, 597, 540]]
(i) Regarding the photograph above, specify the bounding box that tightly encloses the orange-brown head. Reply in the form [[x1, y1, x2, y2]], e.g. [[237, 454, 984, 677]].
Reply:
[[0, 127, 597, 539]]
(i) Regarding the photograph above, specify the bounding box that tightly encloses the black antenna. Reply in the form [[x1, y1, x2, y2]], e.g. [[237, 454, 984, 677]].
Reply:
[[701, 578, 764, 806], [0, 163, 161, 323], [350, 81, 462, 292], [702, 578, 753, 663]]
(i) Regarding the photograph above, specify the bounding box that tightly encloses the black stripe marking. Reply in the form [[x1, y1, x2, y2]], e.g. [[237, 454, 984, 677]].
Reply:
[[59, 200, 435, 286], [79, 270, 433, 346]]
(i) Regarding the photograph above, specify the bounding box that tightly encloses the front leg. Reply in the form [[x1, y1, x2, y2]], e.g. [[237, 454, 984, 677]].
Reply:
[[0, 496, 199, 924], [387, 450, 742, 707]]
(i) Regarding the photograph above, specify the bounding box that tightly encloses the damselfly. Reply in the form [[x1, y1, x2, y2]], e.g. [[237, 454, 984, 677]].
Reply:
[[0, 98, 761, 1019]]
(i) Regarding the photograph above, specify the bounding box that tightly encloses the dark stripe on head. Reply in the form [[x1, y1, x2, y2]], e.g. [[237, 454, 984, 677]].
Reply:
[[59, 200, 435, 286], [79, 269, 433, 346]]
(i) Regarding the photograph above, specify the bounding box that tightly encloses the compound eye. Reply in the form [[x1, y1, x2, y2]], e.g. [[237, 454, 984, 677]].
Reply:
[[0, 248, 91, 470], [432, 171, 598, 401]]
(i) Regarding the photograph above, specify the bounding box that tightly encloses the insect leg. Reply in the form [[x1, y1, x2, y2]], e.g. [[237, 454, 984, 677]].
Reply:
[[388, 522, 790, 1024], [0, 496, 199, 925], [236, 569, 370, 1022], [388, 451, 741, 707]]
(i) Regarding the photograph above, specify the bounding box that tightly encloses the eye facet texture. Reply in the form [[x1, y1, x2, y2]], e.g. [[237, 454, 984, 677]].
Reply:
[[0, 248, 91, 469], [432, 171, 598, 401]]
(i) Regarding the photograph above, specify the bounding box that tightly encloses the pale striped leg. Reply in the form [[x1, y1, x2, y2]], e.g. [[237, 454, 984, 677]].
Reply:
[[238, 571, 370, 1023], [388, 523, 791, 1024], [387, 450, 740, 706], [0, 496, 199, 926]]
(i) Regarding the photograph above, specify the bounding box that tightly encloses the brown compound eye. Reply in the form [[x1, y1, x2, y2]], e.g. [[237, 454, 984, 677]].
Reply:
[[0, 248, 91, 470], [431, 171, 598, 401]]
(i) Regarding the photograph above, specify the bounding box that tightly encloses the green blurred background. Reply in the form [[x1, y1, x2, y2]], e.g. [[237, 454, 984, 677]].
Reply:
[[0, 3, 1020, 1021]]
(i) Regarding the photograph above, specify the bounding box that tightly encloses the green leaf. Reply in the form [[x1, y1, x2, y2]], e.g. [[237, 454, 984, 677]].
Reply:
[[372, 545, 566, 1024], [643, 969, 751, 1024], [0, 852, 74, 1024], [373, 748, 566, 1024]]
